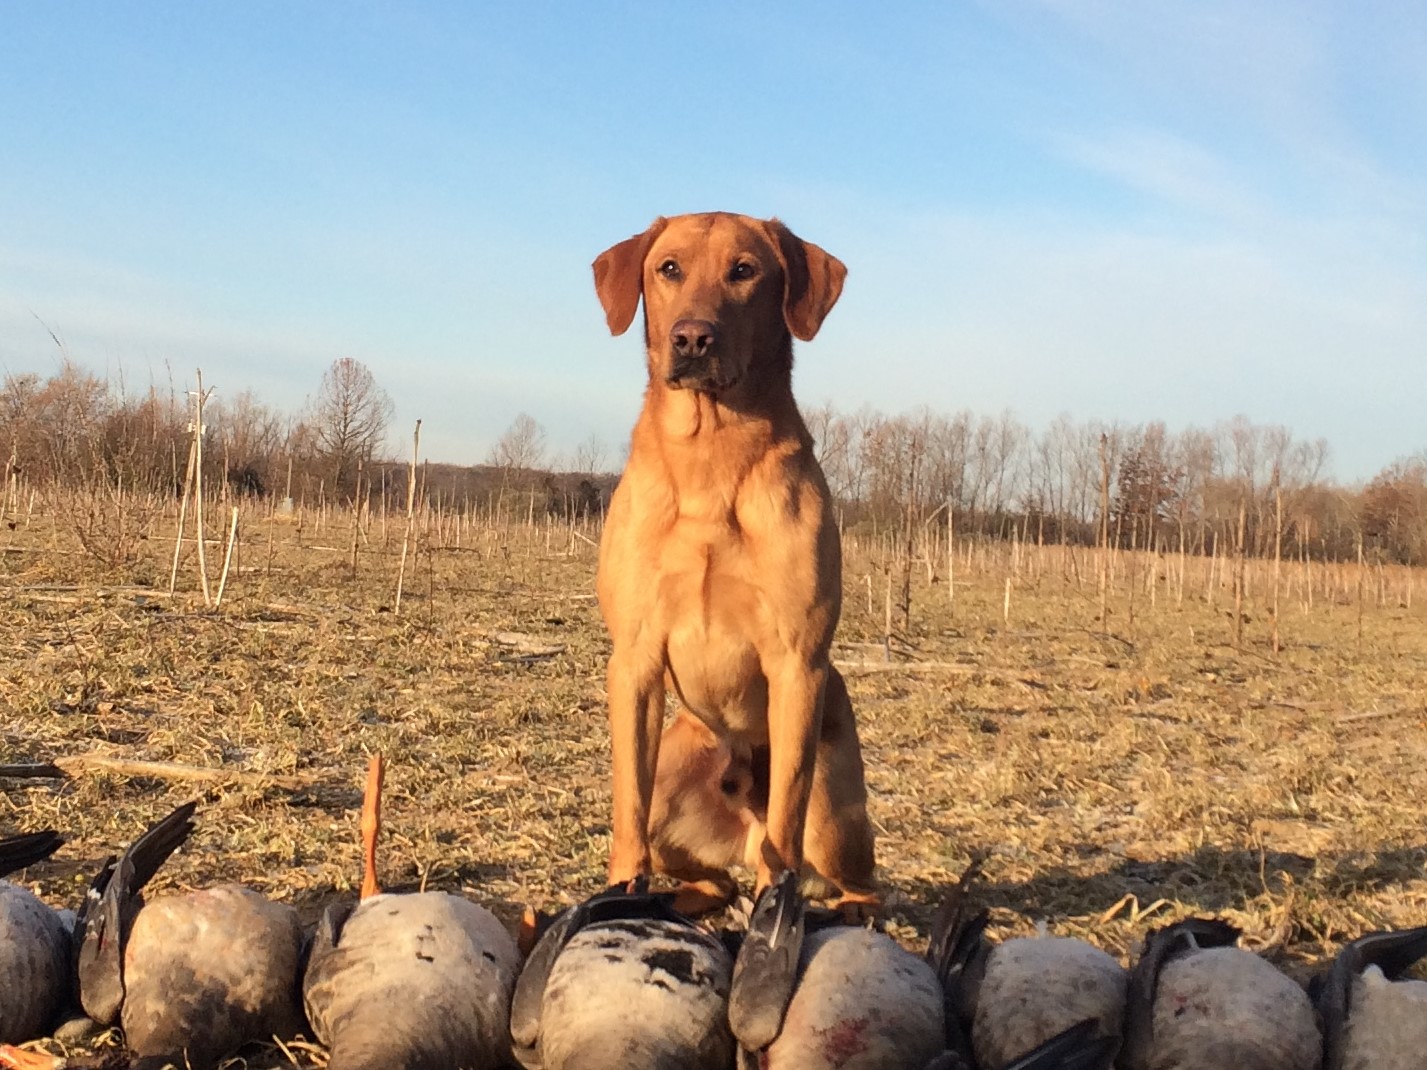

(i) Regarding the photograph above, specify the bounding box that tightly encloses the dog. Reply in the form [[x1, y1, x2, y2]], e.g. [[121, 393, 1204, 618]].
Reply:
[[591, 212, 879, 915]]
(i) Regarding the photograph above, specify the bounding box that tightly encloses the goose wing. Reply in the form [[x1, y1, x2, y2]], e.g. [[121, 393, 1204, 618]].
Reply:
[[729, 870, 805, 1052], [75, 801, 198, 1025], [0, 831, 63, 878]]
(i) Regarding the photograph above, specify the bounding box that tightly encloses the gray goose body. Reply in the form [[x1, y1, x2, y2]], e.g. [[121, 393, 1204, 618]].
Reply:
[[117, 883, 306, 1070], [304, 754, 525, 1070], [0, 832, 70, 1044], [761, 925, 945, 1070], [1319, 927, 1427, 1070], [512, 889, 734, 1070], [76, 802, 305, 1070], [730, 871, 946, 1070], [966, 934, 1128, 1068], [304, 890, 522, 1070], [921, 866, 1127, 1069], [1122, 918, 1319, 1070]]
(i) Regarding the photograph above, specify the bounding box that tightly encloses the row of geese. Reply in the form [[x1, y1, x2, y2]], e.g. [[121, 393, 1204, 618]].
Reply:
[[2, 755, 1425, 1070]]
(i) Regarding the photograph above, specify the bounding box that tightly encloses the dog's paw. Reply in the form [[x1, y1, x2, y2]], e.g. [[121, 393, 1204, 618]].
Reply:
[[833, 893, 883, 925]]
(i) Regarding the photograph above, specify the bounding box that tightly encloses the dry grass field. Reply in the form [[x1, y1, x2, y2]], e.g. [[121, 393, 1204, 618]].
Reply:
[[2, 496, 1425, 1065]]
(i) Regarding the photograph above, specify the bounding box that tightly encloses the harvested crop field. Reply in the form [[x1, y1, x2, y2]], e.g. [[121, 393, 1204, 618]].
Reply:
[[3, 502, 1425, 1065]]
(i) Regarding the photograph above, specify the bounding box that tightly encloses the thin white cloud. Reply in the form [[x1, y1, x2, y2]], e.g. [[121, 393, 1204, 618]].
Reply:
[[998, 0, 1427, 225], [0, 241, 641, 467], [800, 201, 1427, 478], [1005, 0, 1329, 129], [1050, 126, 1269, 224]]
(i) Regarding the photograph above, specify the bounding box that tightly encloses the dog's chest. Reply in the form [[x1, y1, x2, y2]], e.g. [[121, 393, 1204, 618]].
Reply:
[[655, 528, 772, 725], [657, 523, 765, 634]]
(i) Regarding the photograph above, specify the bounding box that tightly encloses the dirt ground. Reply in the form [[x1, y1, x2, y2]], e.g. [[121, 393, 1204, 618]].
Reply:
[[3, 505, 1424, 1063]]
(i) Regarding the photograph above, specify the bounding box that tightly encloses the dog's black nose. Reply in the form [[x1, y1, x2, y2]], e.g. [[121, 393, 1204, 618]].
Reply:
[[670, 318, 717, 359]]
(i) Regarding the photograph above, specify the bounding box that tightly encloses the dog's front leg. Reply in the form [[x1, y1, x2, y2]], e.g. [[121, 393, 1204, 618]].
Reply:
[[758, 656, 828, 893], [606, 645, 665, 886]]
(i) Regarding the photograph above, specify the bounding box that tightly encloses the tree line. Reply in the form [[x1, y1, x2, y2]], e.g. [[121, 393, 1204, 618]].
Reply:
[[0, 358, 611, 522], [806, 404, 1423, 566], [2, 358, 1424, 565]]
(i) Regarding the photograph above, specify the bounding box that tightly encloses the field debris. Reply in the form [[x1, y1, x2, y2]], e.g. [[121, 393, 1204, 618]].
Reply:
[[2, 505, 1425, 1066]]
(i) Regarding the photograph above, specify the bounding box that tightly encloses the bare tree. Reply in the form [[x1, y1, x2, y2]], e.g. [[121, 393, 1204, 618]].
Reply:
[[33, 360, 110, 484], [208, 389, 287, 496], [1361, 453, 1427, 564], [310, 358, 393, 494], [572, 432, 609, 476], [489, 413, 548, 472]]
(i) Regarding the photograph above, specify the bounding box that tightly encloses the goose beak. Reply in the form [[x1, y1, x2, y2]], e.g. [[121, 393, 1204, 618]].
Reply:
[[518, 906, 542, 956], [359, 753, 385, 900], [0, 1046, 65, 1070]]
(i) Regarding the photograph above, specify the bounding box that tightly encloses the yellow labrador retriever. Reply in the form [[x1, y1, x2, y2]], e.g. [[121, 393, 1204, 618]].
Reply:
[[592, 212, 878, 914]]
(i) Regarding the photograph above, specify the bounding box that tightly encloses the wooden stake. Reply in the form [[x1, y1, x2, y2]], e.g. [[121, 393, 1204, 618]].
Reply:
[[883, 573, 892, 663], [42, 754, 308, 791], [192, 370, 212, 606], [1098, 432, 1110, 624], [215, 506, 239, 607], [1356, 533, 1365, 651], [168, 437, 197, 595], [1234, 499, 1247, 648], [947, 503, 955, 607], [395, 420, 422, 613], [350, 458, 364, 579], [1271, 482, 1283, 654]]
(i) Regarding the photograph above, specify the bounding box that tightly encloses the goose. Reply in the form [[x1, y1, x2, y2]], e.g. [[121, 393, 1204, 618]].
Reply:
[[511, 879, 735, 1070], [932, 890, 1126, 1069], [303, 754, 523, 1070], [0, 831, 70, 1044], [729, 870, 946, 1070], [1120, 917, 1319, 1070], [75, 800, 306, 1070], [72, 802, 198, 1029], [1317, 925, 1427, 1070]]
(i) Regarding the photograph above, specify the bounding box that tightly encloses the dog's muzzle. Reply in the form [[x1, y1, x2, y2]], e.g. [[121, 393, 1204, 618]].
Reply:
[[667, 353, 719, 388], [666, 318, 724, 390]]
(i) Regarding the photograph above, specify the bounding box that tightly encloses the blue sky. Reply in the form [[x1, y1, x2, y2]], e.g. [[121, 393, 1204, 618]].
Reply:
[[2, 2, 1423, 478]]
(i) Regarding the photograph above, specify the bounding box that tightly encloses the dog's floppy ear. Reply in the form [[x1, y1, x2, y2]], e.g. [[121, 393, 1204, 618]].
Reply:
[[592, 217, 668, 336], [765, 219, 847, 342]]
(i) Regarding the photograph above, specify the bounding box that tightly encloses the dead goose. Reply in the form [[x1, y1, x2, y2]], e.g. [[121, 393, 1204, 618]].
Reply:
[[72, 802, 197, 1029], [729, 871, 946, 1070], [935, 898, 1126, 1069], [303, 754, 523, 1070], [75, 800, 306, 1070], [1120, 917, 1319, 1070], [511, 880, 735, 1070], [1317, 925, 1427, 1070], [0, 831, 70, 1044], [925, 1018, 1120, 1070]]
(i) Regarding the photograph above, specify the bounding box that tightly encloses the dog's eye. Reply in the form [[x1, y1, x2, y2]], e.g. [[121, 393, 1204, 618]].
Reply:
[[729, 261, 757, 282], [657, 259, 682, 281]]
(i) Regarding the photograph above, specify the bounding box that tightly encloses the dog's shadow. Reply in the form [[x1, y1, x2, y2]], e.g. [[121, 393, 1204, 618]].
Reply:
[[893, 840, 1427, 938]]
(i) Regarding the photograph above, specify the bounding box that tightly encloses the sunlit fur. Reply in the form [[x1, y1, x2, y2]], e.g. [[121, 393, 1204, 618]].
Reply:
[[592, 212, 877, 915]]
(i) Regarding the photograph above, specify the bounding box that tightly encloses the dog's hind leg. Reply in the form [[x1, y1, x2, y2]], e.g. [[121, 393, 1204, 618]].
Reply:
[[648, 712, 755, 914]]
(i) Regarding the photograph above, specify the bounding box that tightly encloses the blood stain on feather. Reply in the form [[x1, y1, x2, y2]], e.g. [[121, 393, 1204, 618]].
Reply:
[[821, 1016, 870, 1064]]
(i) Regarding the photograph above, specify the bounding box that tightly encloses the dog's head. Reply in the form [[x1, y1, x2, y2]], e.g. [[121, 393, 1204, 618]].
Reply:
[[592, 212, 846, 395]]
